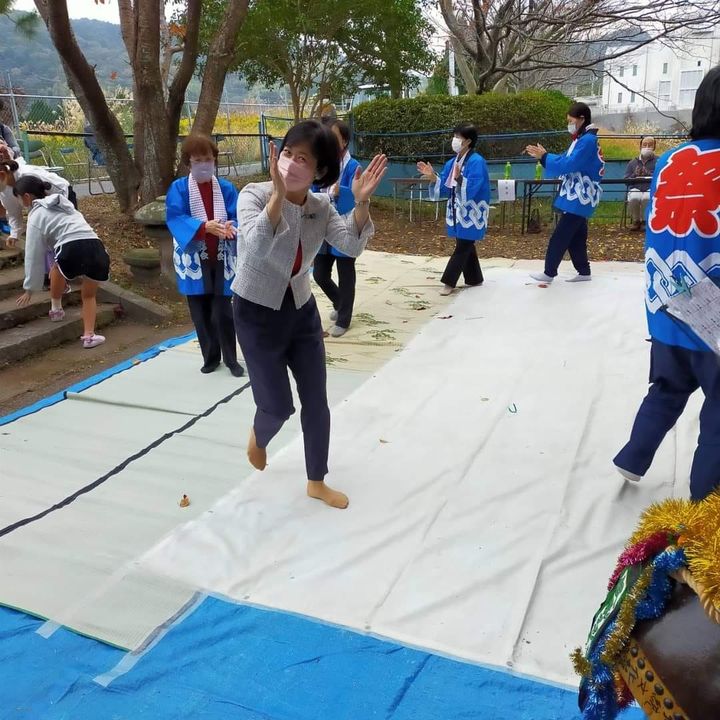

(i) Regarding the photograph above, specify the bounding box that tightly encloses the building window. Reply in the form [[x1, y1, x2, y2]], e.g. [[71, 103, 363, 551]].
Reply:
[[618, 92, 623, 103], [658, 80, 671, 104], [619, 67, 624, 78], [631, 92, 636, 103], [679, 69, 704, 106], [633, 65, 638, 77], [663, 62, 668, 74]]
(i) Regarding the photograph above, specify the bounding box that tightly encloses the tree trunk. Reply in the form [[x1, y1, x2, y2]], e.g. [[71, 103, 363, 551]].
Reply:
[[451, 39, 478, 95], [131, 0, 176, 203], [288, 80, 302, 122], [35, 0, 139, 212], [191, 0, 250, 136]]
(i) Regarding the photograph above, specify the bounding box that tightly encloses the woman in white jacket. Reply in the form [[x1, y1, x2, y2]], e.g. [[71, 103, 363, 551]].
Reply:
[[14, 175, 110, 349], [0, 159, 73, 247]]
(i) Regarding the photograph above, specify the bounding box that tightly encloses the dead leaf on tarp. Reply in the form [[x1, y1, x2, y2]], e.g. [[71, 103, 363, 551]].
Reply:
[[379, 438, 390, 444]]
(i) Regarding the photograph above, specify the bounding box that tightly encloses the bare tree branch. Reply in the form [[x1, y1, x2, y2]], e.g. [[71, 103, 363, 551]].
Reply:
[[439, 0, 720, 92]]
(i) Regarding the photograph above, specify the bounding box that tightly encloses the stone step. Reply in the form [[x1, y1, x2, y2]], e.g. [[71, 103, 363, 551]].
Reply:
[[0, 266, 25, 300], [0, 248, 22, 270], [0, 290, 82, 331], [0, 303, 117, 366]]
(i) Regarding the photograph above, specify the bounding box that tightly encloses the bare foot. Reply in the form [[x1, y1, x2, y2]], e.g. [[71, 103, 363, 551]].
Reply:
[[307, 481, 349, 509], [247, 428, 267, 471]]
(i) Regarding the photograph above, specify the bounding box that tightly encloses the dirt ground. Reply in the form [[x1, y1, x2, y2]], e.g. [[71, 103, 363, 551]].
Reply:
[[1, 187, 644, 418], [0, 320, 193, 417]]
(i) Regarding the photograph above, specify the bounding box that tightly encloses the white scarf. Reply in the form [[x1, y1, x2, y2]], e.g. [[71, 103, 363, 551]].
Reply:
[[188, 174, 227, 226], [445, 151, 467, 190], [188, 174, 227, 262]]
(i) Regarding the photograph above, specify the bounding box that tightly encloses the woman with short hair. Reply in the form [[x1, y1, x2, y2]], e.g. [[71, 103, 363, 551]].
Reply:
[[166, 134, 244, 377], [417, 122, 491, 296], [234, 120, 387, 509]]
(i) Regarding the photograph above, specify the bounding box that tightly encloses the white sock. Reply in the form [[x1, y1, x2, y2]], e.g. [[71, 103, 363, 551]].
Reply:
[[50, 298, 63, 311]]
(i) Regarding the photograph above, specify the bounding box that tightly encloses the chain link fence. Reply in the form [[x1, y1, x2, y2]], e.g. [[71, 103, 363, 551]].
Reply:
[[0, 91, 298, 184]]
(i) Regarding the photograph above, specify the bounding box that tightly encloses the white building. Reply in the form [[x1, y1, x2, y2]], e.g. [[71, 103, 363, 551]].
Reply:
[[599, 29, 720, 114]]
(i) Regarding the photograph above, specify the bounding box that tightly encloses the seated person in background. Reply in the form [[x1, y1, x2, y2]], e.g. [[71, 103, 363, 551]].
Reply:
[[0, 102, 21, 159], [83, 121, 105, 166], [625, 136, 657, 231]]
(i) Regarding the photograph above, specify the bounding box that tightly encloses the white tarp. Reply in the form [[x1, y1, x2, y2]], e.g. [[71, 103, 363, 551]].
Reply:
[[139, 265, 695, 686]]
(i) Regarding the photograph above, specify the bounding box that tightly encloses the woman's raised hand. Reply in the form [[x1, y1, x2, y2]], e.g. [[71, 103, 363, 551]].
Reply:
[[525, 144, 547, 160], [268, 141, 286, 199], [352, 154, 388, 203], [416, 161, 435, 179]]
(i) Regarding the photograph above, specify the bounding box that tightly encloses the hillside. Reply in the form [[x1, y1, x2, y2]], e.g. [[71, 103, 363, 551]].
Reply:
[[0, 15, 132, 95], [0, 13, 274, 102]]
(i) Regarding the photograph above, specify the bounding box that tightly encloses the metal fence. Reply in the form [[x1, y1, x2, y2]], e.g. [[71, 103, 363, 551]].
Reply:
[[22, 130, 268, 187], [0, 91, 295, 134]]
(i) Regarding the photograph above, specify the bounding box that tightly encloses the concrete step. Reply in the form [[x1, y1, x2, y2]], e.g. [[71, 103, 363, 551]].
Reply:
[[0, 303, 117, 366], [0, 248, 22, 270], [0, 266, 25, 300], [0, 290, 82, 331]]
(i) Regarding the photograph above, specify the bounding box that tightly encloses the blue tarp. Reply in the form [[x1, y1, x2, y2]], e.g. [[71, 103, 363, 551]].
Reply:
[[0, 598, 647, 719]]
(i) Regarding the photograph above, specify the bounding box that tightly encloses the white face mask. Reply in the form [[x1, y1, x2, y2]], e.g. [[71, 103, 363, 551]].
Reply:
[[451, 137, 464, 154], [567, 122, 577, 135], [190, 160, 215, 184], [640, 147, 654, 159]]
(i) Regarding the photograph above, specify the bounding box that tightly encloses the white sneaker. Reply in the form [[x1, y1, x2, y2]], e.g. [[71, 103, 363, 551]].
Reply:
[[530, 272, 554, 283], [439, 285, 455, 296], [330, 309, 338, 322], [329, 325, 347, 338], [566, 274, 592, 283], [615, 464, 642, 483]]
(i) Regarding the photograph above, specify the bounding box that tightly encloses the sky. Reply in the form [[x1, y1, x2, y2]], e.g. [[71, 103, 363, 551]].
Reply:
[[13, 1, 120, 23]]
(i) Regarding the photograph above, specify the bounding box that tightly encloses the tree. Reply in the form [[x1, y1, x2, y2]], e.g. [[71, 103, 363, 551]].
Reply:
[[439, 0, 720, 95], [425, 44, 467, 96], [33, 0, 249, 211], [199, 0, 435, 121], [0, 0, 38, 35]]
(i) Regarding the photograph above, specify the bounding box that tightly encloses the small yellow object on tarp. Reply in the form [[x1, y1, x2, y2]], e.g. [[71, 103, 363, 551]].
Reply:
[[179, 494, 190, 508]]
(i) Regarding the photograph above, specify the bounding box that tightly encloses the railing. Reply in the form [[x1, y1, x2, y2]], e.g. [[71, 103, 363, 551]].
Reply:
[[21, 130, 269, 185]]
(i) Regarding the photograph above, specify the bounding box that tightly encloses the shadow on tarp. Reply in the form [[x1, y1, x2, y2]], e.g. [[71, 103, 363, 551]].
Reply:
[[0, 598, 647, 720], [0, 331, 197, 428]]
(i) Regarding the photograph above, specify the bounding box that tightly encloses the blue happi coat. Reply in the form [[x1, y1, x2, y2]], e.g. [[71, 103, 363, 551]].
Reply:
[[165, 176, 239, 296], [430, 151, 490, 241], [542, 126, 604, 218], [644, 139, 720, 351], [315, 155, 360, 258]]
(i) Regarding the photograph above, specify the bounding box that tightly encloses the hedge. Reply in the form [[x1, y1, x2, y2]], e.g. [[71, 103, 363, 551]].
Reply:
[[352, 90, 572, 161]]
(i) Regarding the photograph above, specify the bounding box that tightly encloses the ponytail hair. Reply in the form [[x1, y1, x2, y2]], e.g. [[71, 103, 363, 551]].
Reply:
[[13, 175, 52, 199]]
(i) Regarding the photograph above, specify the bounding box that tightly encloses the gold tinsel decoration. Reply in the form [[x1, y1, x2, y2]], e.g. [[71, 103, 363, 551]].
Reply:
[[571, 648, 591, 677], [599, 567, 653, 667], [627, 492, 720, 614]]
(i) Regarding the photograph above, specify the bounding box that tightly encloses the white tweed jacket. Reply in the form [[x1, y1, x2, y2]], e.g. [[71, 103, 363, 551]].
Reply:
[[232, 181, 374, 310]]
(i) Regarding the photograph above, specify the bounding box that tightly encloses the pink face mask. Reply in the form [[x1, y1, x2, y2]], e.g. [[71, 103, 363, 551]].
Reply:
[[278, 152, 314, 191]]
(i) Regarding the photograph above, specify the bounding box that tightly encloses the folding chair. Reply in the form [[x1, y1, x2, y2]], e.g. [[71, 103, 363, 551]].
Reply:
[[215, 134, 239, 178], [58, 146, 87, 183]]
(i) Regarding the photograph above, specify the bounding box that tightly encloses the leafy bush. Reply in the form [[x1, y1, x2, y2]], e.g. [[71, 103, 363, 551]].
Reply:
[[353, 91, 572, 160]]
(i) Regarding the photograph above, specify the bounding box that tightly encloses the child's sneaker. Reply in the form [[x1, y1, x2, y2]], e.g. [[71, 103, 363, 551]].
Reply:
[[48, 308, 65, 322], [82, 333, 106, 349]]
